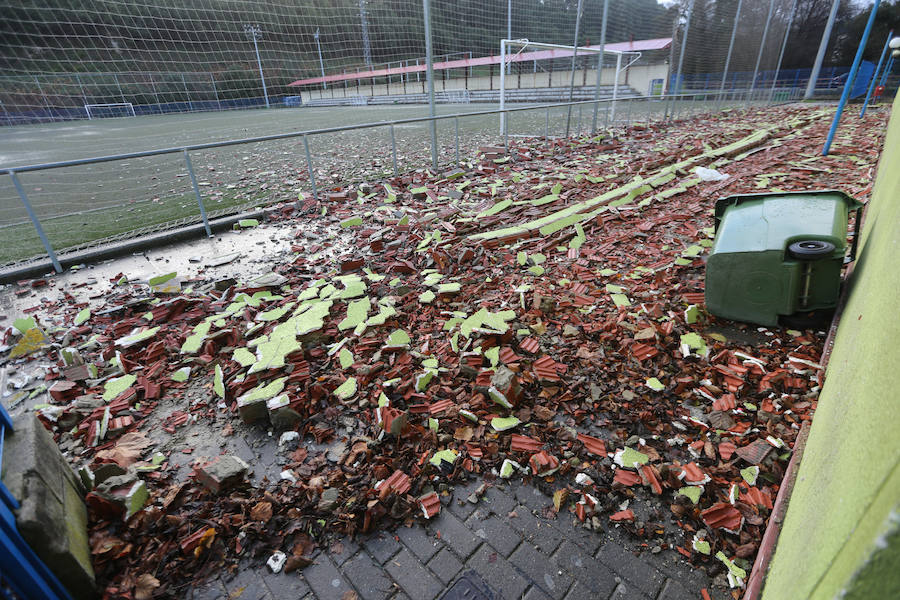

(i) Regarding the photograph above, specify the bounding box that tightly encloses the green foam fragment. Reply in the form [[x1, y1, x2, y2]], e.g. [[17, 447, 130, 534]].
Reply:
[[171, 367, 191, 383], [74, 308, 91, 326], [646, 377, 664, 391], [340, 216, 363, 228], [339, 347, 354, 369], [491, 416, 520, 431], [334, 377, 357, 400], [213, 365, 225, 399], [678, 486, 703, 504], [103, 374, 136, 402], [338, 297, 371, 331]]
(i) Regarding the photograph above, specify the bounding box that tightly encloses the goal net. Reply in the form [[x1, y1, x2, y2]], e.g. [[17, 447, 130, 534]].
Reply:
[[84, 102, 136, 120]]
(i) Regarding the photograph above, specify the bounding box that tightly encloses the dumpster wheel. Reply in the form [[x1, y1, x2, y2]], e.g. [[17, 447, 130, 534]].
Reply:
[[788, 240, 835, 260]]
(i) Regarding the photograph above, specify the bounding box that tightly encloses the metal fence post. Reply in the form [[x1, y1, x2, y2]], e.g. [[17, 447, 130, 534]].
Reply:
[[860, 30, 893, 117], [591, 0, 610, 134], [545, 105, 550, 139], [423, 0, 438, 171], [303, 134, 319, 200], [748, 0, 776, 103], [9, 171, 62, 273], [149, 73, 160, 113], [717, 0, 743, 108], [565, 0, 584, 137], [454, 116, 460, 164], [210, 73, 222, 111], [768, 0, 798, 105], [670, 0, 694, 121], [182, 73, 193, 112], [389, 124, 399, 176], [183, 150, 212, 237]]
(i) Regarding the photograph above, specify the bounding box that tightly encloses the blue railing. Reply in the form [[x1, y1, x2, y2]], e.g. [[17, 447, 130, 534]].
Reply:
[[0, 403, 72, 600], [670, 66, 854, 92]]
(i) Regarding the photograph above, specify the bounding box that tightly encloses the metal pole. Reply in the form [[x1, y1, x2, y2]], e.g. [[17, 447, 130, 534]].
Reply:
[[592, 0, 610, 133], [500, 40, 507, 136], [114, 73, 126, 103], [210, 73, 221, 111], [860, 30, 893, 117], [75, 73, 88, 106], [671, 0, 694, 120], [565, 0, 584, 137], [182, 73, 193, 112], [9, 171, 62, 273], [183, 150, 212, 237], [768, 0, 799, 104], [149, 73, 160, 112], [33, 75, 50, 113], [717, 0, 743, 107], [303, 134, 318, 200], [545, 105, 550, 139], [423, 0, 438, 171], [315, 29, 327, 90], [389, 124, 399, 176], [360, 0, 373, 68], [805, 0, 841, 99], [748, 0, 776, 102], [823, 0, 881, 155], [878, 55, 894, 88], [245, 25, 270, 108], [507, 0, 512, 74], [611, 53, 622, 125], [455, 116, 460, 164]]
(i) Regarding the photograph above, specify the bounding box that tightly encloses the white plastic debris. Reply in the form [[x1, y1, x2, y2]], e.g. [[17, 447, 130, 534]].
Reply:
[[267, 551, 287, 573], [278, 431, 300, 447], [694, 166, 730, 181], [279, 469, 298, 483]]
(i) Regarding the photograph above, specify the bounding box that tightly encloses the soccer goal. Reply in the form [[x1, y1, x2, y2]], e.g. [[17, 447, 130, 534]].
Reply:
[[84, 102, 136, 120], [498, 39, 641, 135]]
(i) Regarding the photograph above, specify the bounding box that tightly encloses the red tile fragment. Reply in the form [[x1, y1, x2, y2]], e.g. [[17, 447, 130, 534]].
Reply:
[[735, 439, 774, 465], [613, 469, 642, 486], [519, 337, 540, 354], [701, 502, 743, 532], [610, 509, 635, 523], [509, 434, 542, 453], [631, 343, 659, 361], [740, 487, 774, 510], [719, 441, 737, 461], [428, 399, 455, 415], [577, 433, 607, 456], [641, 465, 663, 495], [529, 451, 559, 476], [713, 393, 737, 411], [418, 492, 441, 519], [377, 470, 411, 499]]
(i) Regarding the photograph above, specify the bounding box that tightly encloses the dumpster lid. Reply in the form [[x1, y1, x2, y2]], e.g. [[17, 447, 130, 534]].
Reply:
[[714, 189, 861, 231]]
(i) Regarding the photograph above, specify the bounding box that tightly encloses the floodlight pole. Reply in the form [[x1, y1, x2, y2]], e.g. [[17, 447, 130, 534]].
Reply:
[[768, 0, 798, 104], [591, 0, 610, 133], [717, 0, 743, 108], [565, 0, 585, 137], [315, 29, 327, 90], [860, 30, 893, 117], [668, 0, 694, 120], [748, 0, 776, 103], [805, 0, 841, 99], [244, 24, 270, 108], [360, 0, 373, 68], [823, 0, 881, 155], [423, 0, 438, 171], [507, 0, 512, 74]]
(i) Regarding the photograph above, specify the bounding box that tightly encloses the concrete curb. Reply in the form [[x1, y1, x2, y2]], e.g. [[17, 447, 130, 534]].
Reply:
[[0, 206, 279, 285]]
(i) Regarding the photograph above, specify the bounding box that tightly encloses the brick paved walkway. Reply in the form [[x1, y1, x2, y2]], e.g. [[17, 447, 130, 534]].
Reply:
[[188, 479, 727, 600]]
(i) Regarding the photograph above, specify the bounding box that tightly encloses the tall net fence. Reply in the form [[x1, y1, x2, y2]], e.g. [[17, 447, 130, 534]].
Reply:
[[1, 0, 893, 269]]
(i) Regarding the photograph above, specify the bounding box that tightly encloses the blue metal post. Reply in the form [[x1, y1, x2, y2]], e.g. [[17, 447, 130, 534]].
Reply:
[[878, 55, 894, 87], [9, 171, 62, 273], [823, 0, 881, 156], [861, 30, 893, 117]]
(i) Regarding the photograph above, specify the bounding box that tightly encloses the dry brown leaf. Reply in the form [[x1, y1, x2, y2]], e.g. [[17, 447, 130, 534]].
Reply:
[[95, 431, 153, 468], [134, 573, 160, 600]]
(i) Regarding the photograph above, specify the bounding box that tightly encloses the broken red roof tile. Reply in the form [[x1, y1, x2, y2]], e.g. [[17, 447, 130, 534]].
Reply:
[[701, 502, 743, 532], [509, 434, 542, 453], [418, 492, 441, 519], [735, 439, 774, 465], [519, 337, 540, 354], [614, 469, 643, 486], [610, 509, 635, 523], [577, 433, 607, 456]]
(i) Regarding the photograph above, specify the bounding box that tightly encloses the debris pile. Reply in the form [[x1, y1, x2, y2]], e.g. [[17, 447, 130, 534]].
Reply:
[[0, 105, 887, 598]]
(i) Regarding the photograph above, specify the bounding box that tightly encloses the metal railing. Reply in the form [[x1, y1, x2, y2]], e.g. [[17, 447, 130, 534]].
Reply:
[[1, 90, 769, 275]]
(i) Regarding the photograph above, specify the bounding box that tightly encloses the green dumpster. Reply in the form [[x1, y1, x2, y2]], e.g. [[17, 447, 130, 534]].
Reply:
[[705, 190, 862, 327]]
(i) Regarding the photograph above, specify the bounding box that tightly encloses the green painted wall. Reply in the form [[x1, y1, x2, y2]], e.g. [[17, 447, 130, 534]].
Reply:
[[762, 98, 900, 599]]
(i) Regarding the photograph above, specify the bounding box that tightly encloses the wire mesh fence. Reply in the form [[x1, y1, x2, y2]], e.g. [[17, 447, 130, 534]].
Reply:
[[0, 0, 894, 271]]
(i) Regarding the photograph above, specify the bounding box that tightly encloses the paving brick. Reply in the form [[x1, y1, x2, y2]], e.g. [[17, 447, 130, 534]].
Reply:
[[514, 483, 552, 512], [509, 543, 573, 600], [546, 514, 603, 556], [468, 513, 520, 557], [260, 570, 311, 599], [552, 541, 618, 599], [342, 551, 395, 600], [428, 510, 481, 558], [301, 554, 356, 600], [427, 547, 464, 585], [326, 537, 361, 566], [222, 567, 273, 600], [608, 582, 650, 599], [384, 548, 444, 600], [481, 484, 517, 515], [446, 479, 482, 521], [641, 548, 713, 592], [524, 585, 554, 600], [364, 532, 402, 565], [562, 580, 605, 600], [595, 544, 665, 598], [506, 505, 565, 555], [657, 578, 697, 600], [188, 578, 228, 600], [396, 524, 441, 562], [465, 543, 529, 600]]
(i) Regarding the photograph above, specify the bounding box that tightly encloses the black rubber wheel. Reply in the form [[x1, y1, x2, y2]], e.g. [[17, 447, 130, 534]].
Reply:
[[788, 240, 836, 260]]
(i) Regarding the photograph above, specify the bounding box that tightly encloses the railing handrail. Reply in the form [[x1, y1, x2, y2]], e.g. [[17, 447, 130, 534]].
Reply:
[[2, 93, 715, 175]]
